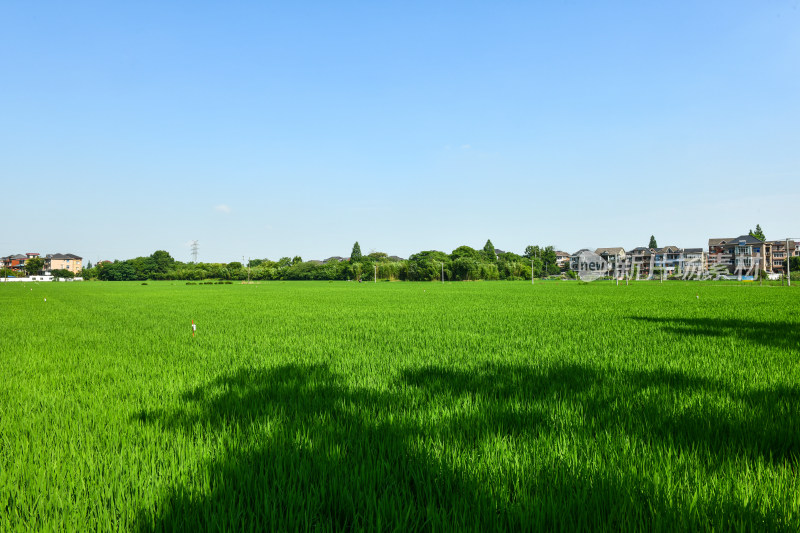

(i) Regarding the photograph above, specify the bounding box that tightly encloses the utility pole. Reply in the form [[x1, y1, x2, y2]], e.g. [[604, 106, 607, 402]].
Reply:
[[441, 262, 444, 283], [788, 238, 792, 287], [531, 259, 534, 284]]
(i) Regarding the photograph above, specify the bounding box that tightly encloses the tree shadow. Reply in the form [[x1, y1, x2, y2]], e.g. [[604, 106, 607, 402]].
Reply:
[[627, 316, 800, 351], [135, 364, 527, 531], [134, 362, 797, 531], [403, 363, 800, 463]]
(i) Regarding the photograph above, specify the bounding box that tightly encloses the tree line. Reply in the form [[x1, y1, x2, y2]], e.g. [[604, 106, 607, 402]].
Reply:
[[78, 241, 565, 282]]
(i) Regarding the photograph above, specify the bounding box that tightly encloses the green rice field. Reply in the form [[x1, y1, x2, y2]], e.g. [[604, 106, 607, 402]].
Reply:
[[1, 280, 799, 531]]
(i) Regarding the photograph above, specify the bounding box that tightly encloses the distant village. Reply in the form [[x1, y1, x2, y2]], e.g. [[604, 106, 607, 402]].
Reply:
[[572, 234, 797, 281], [1, 253, 83, 282], [2, 233, 798, 282]]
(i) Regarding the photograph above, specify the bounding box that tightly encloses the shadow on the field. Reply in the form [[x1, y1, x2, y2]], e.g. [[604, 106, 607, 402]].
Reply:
[[134, 363, 534, 531], [627, 316, 800, 351], [404, 364, 800, 464], [134, 362, 796, 531]]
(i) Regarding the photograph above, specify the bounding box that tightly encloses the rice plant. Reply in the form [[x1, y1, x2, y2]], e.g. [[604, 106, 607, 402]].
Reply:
[[1, 281, 798, 530]]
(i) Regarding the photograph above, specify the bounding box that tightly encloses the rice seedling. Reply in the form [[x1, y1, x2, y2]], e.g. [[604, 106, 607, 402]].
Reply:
[[1, 281, 798, 530]]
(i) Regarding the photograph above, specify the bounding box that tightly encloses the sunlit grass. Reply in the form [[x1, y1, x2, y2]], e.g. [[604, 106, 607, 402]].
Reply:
[[1, 281, 798, 530]]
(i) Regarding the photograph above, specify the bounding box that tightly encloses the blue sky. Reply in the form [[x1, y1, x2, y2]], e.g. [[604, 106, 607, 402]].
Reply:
[[2, 2, 798, 263]]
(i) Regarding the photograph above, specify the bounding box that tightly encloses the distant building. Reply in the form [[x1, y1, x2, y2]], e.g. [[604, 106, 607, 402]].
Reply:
[[569, 249, 596, 271], [653, 246, 683, 274], [45, 253, 83, 275], [2, 254, 33, 271], [682, 248, 707, 274], [595, 247, 626, 276], [767, 239, 796, 274], [555, 251, 571, 269], [626, 247, 653, 278], [708, 236, 768, 276]]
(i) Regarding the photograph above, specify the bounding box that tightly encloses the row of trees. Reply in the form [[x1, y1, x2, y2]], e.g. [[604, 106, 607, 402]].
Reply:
[[77, 241, 565, 282], [71, 229, 800, 282]]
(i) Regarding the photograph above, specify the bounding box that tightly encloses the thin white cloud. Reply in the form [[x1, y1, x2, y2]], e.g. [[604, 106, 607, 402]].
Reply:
[[214, 204, 231, 214], [461, 144, 471, 150]]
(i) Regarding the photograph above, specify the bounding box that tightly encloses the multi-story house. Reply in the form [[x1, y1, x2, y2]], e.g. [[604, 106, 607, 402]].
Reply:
[[626, 247, 653, 278], [45, 253, 83, 275], [707, 235, 768, 276], [652, 246, 684, 275], [570, 249, 598, 272], [1, 253, 37, 271], [555, 251, 571, 270], [595, 247, 626, 276], [767, 240, 796, 274], [707, 238, 734, 272], [682, 248, 707, 276]]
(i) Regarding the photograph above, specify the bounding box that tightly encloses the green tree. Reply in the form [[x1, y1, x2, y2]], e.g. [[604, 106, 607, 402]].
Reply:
[[351, 242, 362, 262], [25, 257, 44, 276], [541, 246, 559, 276], [100, 261, 137, 281], [51, 269, 74, 279], [150, 250, 175, 274], [410, 250, 449, 263], [483, 240, 497, 262], [749, 224, 765, 241], [367, 251, 388, 261], [649, 235, 658, 249], [451, 257, 478, 281], [450, 245, 480, 261], [523, 245, 540, 259]]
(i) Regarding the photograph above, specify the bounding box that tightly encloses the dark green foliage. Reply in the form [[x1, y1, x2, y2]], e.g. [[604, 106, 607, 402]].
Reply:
[[350, 242, 362, 262], [497, 251, 531, 280], [541, 246, 559, 276], [450, 245, 481, 261], [649, 235, 658, 249], [86, 244, 565, 283], [24, 257, 44, 275], [150, 250, 174, 273], [451, 257, 478, 280], [99, 261, 138, 281], [749, 225, 766, 241], [410, 250, 449, 263], [523, 245, 539, 259], [367, 251, 388, 261], [50, 269, 74, 279], [482, 239, 496, 262]]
